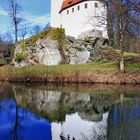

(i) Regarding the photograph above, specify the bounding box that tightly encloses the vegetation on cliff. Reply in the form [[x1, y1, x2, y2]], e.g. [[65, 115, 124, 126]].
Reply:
[[26, 28, 65, 48]]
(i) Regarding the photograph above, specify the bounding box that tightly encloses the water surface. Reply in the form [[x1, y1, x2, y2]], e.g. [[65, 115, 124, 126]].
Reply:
[[0, 83, 140, 140]]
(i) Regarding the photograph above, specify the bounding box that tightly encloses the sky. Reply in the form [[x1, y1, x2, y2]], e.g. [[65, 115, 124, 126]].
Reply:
[[0, 0, 51, 35]]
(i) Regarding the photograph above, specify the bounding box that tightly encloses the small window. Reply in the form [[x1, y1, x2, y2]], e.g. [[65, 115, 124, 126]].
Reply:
[[72, 8, 74, 13], [77, 5, 80, 11], [67, 10, 69, 14], [85, 3, 88, 9], [68, 1, 72, 4], [95, 3, 98, 8]]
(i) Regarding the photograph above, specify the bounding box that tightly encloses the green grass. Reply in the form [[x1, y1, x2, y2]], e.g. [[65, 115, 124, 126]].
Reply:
[[1, 60, 139, 77], [9, 61, 119, 76], [124, 52, 140, 57], [0, 60, 139, 83], [125, 62, 140, 71]]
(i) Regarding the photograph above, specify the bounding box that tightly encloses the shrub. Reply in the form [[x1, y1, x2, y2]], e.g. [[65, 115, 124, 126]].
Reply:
[[15, 53, 25, 63]]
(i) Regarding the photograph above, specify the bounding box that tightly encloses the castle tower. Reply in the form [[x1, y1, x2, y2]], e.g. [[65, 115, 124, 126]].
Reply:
[[51, 0, 108, 38]]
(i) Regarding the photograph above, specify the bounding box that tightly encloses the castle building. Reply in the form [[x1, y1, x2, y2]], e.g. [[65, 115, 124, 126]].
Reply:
[[51, 0, 108, 38]]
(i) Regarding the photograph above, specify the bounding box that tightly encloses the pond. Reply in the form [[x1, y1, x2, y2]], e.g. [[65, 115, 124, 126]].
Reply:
[[0, 83, 140, 140]]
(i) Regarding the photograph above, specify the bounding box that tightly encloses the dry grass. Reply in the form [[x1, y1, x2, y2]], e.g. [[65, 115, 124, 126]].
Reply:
[[0, 61, 139, 83]]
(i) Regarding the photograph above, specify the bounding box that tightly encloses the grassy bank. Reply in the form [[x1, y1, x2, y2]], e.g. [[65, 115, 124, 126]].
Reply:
[[0, 60, 140, 84]]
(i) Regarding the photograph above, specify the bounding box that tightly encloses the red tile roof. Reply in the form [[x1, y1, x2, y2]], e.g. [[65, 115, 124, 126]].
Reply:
[[60, 0, 82, 13], [59, 0, 106, 13]]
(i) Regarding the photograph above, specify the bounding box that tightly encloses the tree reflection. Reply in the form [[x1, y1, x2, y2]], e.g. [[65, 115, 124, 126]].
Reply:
[[119, 93, 125, 140], [0, 99, 51, 140], [108, 93, 140, 140]]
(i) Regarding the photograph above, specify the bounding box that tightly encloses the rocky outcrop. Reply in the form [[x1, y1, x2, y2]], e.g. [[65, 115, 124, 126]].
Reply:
[[65, 36, 91, 64], [28, 38, 62, 65], [13, 29, 120, 67], [65, 36, 120, 64], [13, 37, 62, 67]]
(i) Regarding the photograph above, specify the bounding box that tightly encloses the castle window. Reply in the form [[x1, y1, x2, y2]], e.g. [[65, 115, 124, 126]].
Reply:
[[68, 1, 72, 4], [72, 8, 74, 13], [77, 5, 80, 11], [95, 3, 98, 8], [67, 10, 69, 14], [85, 3, 88, 9]]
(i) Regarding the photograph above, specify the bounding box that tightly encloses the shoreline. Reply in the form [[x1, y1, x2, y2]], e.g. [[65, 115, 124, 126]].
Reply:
[[0, 71, 140, 84], [0, 82, 140, 96]]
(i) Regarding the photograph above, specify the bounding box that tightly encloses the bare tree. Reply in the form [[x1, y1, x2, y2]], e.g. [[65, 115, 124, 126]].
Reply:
[[30, 25, 42, 35], [110, 0, 139, 72], [19, 22, 30, 41], [6, 0, 22, 43], [86, 2, 107, 36], [88, 0, 140, 72]]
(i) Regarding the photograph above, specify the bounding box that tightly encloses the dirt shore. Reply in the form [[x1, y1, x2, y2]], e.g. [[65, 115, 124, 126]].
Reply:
[[2, 71, 140, 84]]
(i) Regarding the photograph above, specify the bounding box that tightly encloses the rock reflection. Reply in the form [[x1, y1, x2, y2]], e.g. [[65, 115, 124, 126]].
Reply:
[[14, 86, 111, 140], [15, 89, 111, 122], [0, 83, 140, 140], [11, 85, 116, 140]]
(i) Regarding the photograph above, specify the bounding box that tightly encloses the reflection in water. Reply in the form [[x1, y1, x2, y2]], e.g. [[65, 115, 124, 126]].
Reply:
[[108, 99, 140, 140], [52, 112, 108, 140], [0, 99, 108, 140], [0, 99, 51, 140], [0, 83, 140, 140]]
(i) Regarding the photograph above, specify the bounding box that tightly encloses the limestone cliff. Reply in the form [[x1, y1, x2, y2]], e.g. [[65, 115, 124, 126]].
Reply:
[[12, 28, 120, 67]]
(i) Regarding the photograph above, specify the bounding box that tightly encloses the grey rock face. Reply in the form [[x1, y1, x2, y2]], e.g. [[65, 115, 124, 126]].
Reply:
[[28, 37, 62, 65], [11, 59, 31, 67], [13, 30, 120, 67], [65, 36, 90, 64], [78, 30, 102, 40], [65, 34, 120, 64], [14, 37, 62, 66]]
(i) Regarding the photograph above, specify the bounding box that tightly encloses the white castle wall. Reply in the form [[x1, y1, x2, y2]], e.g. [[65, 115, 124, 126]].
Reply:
[[51, 0, 108, 38], [50, 0, 63, 28], [50, 0, 63, 27]]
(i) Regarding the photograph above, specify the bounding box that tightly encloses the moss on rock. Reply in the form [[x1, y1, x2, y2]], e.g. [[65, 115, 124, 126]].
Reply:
[[26, 28, 66, 47]]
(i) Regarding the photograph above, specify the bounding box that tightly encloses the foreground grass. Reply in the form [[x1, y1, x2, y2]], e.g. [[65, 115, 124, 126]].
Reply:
[[124, 52, 140, 57], [10, 61, 140, 73], [0, 60, 139, 83], [0, 61, 119, 77]]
